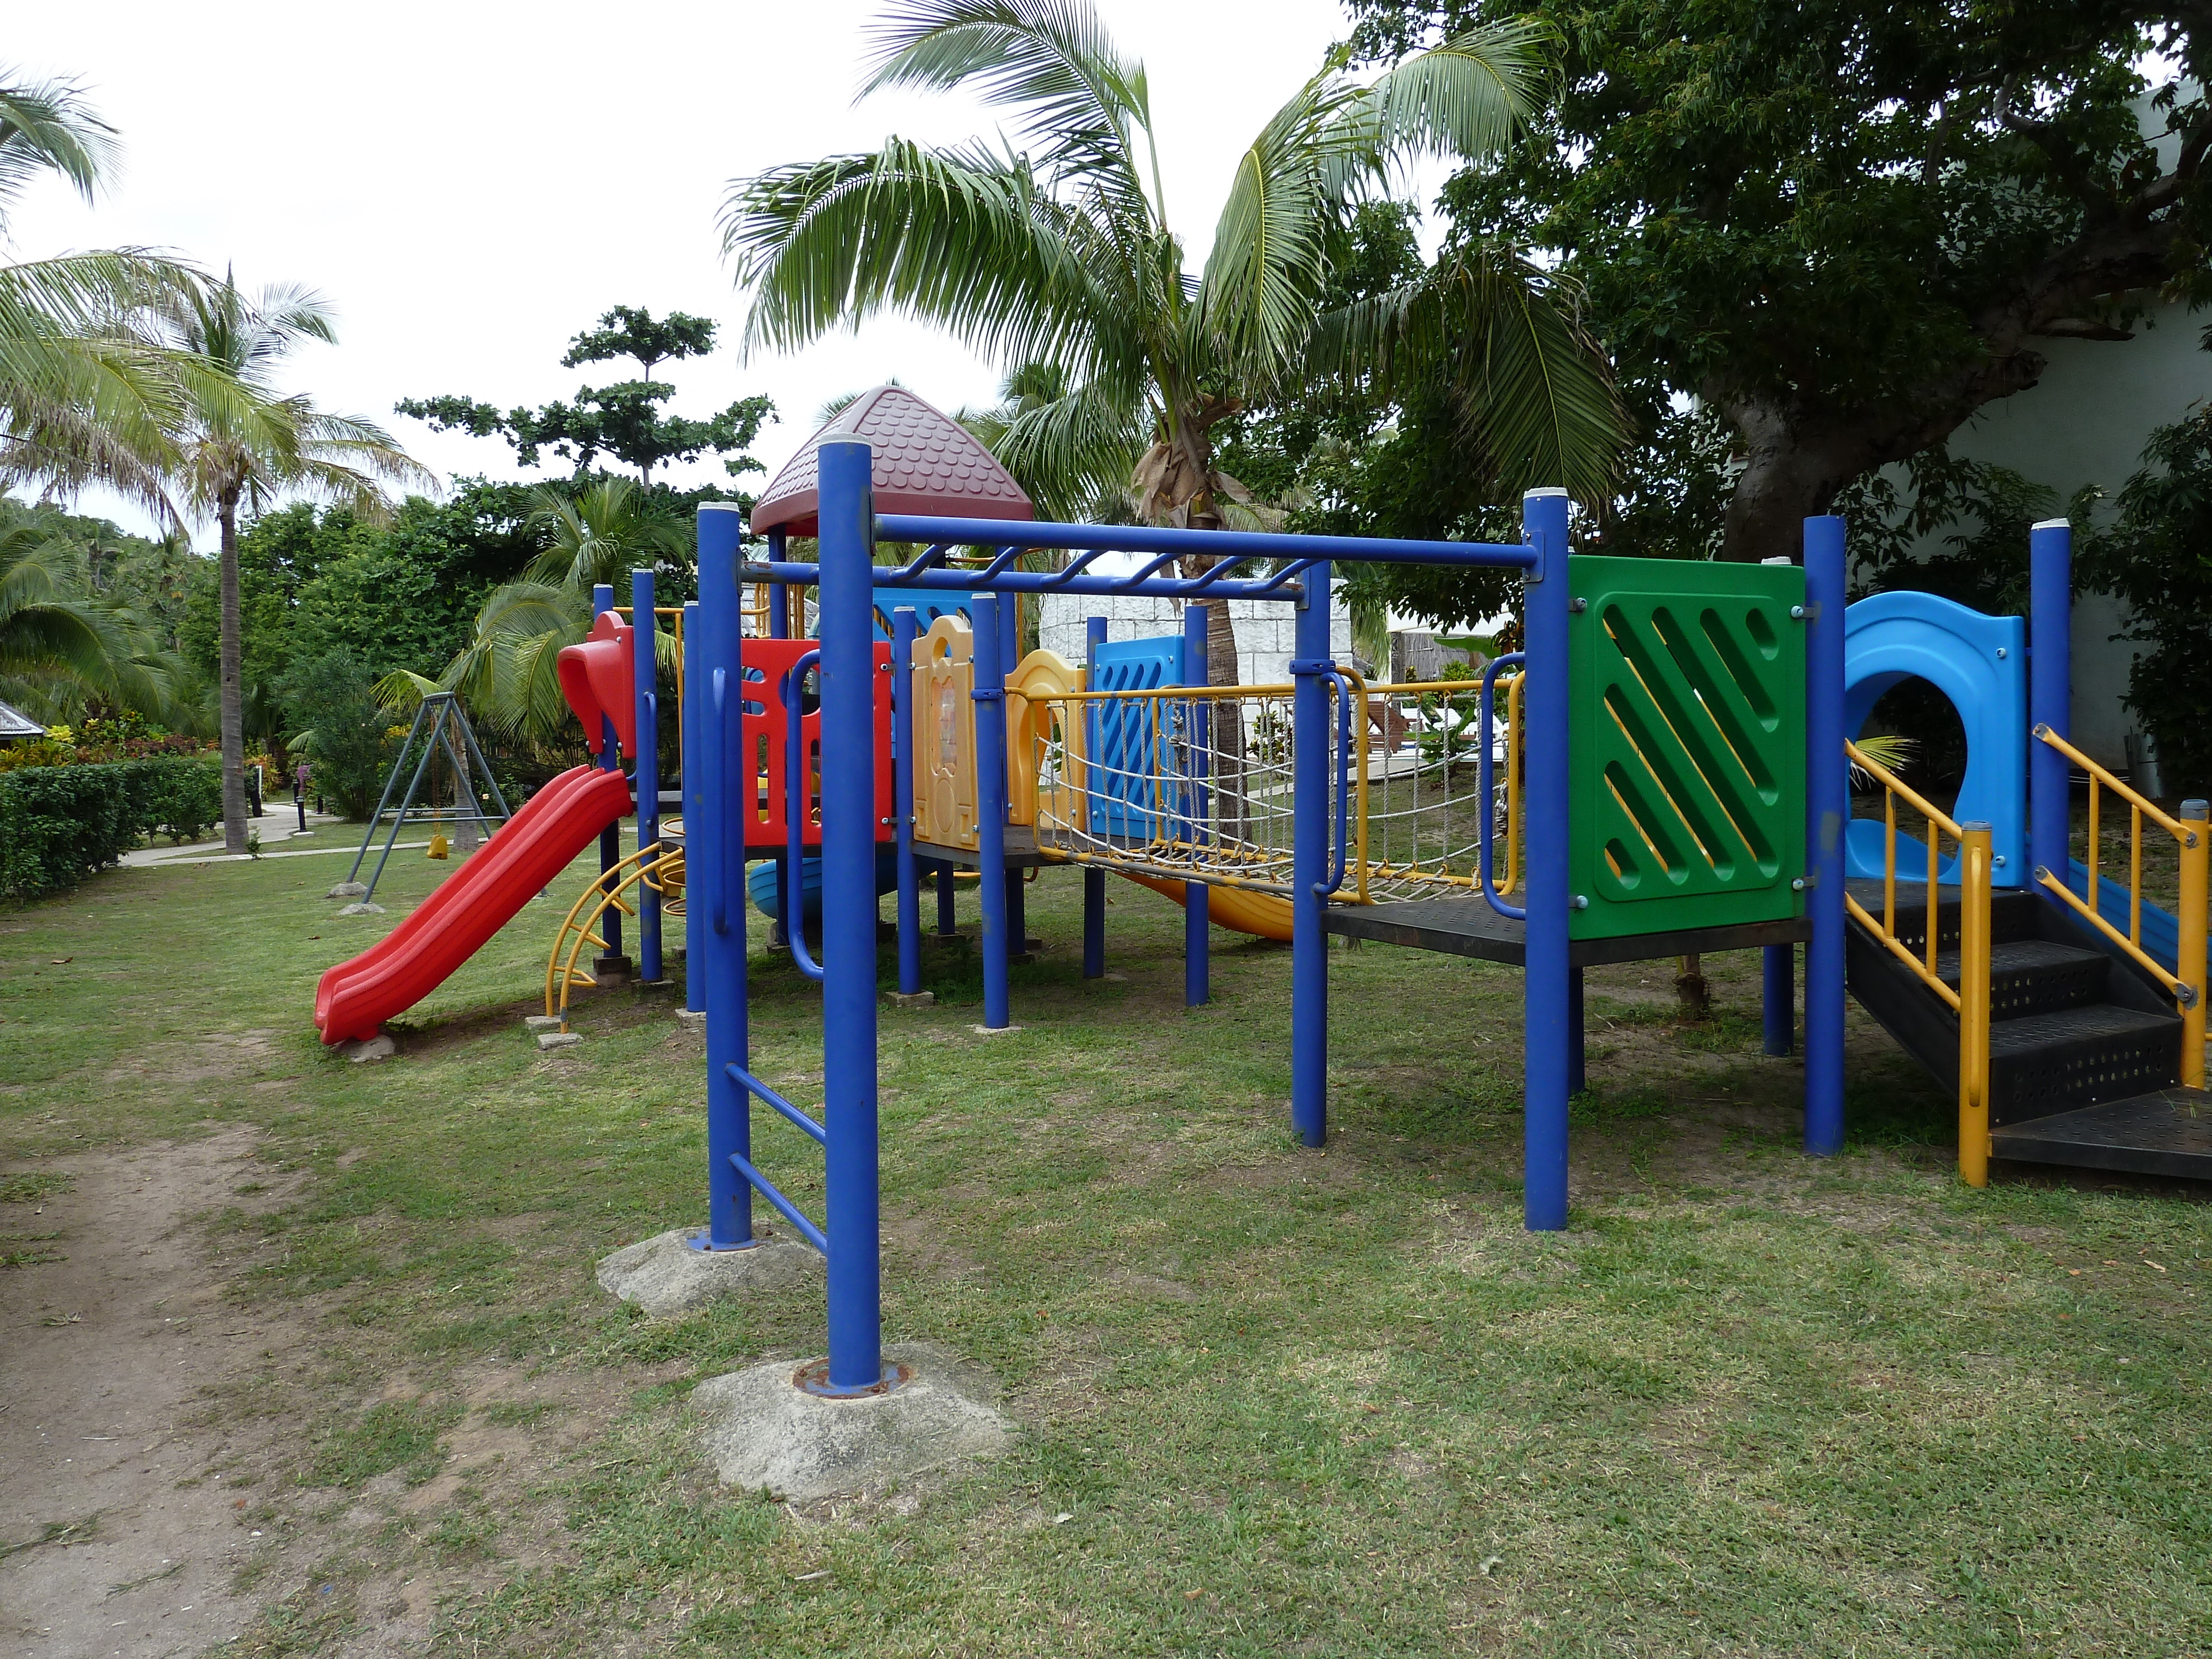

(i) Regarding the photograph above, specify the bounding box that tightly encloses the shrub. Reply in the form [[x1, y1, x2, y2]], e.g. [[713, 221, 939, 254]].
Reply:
[[278, 648, 392, 818], [0, 755, 221, 899]]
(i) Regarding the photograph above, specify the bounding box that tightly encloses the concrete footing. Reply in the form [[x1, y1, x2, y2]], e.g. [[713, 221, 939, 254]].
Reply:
[[692, 1342, 1010, 1502], [337, 1035, 395, 1063], [536, 1031, 583, 1052], [969, 1024, 1024, 1037], [326, 880, 367, 899], [337, 901, 385, 917], [883, 990, 935, 1008], [596, 1229, 820, 1316], [523, 1015, 564, 1034], [675, 1010, 707, 1032]]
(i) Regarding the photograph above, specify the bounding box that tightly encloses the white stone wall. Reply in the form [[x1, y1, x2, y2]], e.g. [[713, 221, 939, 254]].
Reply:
[[1037, 586, 1353, 683]]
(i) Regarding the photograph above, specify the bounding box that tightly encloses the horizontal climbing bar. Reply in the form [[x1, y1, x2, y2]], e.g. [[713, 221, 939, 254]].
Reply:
[[742, 560, 1306, 602], [875, 514, 1537, 570], [728, 1151, 829, 1255], [726, 1061, 827, 1145]]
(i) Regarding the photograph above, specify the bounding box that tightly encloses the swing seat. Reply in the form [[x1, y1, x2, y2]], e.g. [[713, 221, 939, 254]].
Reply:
[[427, 832, 450, 860]]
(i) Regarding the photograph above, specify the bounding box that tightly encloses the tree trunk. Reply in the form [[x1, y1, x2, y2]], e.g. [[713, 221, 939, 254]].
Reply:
[[218, 489, 249, 853]]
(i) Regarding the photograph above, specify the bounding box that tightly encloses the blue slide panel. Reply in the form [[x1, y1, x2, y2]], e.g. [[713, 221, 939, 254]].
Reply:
[[1843, 589, 2027, 886], [748, 847, 902, 922]]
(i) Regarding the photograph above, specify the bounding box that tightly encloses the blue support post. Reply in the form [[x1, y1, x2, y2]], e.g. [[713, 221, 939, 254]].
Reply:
[[1083, 615, 1108, 979], [1763, 944, 1793, 1055], [692, 507, 752, 1251], [593, 583, 625, 974], [1182, 603, 1211, 1007], [1803, 515, 1849, 1157], [2030, 519, 2073, 886], [767, 528, 790, 638], [1289, 562, 1334, 1146], [1521, 489, 1573, 1232], [972, 595, 1013, 1028], [633, 569, 662, 984], [683, 600, 703, 1013], [815, 439, 884, 1392], [892, 606, 922, 997]]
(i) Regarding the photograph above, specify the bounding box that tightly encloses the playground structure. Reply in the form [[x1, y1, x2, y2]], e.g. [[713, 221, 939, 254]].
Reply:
[[305, 386, 2212, 1408]]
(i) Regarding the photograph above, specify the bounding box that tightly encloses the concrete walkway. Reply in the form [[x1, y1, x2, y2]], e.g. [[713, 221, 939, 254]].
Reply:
[[122, 806, 355, 868]]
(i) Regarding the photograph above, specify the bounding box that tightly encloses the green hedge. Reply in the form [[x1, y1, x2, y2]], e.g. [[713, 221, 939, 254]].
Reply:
[[0, 757, 223, 900]]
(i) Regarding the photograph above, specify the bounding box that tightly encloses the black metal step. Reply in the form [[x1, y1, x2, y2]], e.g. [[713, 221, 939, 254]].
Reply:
[[1935, 939, 2110, 1019], [1843, 879, 2045, 952], [1991, 1087, 2212, 1181], [1987, 1004, 2182, 1125]]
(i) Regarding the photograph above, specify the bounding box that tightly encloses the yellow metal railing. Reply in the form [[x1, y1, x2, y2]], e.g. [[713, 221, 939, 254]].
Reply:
[[544, 841, 685, 1029], [2032, 724, 2206, 1086], [1843, 740, 1994, 1185]]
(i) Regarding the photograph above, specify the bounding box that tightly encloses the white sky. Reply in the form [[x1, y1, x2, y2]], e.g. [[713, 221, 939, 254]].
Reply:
[[7, 0, 1384, 545]]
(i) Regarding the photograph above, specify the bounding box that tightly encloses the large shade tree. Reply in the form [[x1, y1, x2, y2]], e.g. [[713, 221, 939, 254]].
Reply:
[[1348, 0, 2212, 564], [721, 0, 1625, 686], [158, 276, 430, 852]]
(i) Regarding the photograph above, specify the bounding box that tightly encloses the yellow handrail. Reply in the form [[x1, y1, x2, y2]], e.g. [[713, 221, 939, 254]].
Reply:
[[545, 841, 680, 1026], [1843, 740, 1994, 1183], [2031, 724, 2205, 1084]]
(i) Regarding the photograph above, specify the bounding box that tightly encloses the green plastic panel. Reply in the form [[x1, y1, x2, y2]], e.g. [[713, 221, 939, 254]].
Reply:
[[1567, 555, 1807, 942]]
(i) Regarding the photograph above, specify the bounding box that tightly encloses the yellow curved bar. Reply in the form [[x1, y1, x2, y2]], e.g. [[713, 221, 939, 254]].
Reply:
[[544, 841, 668, 1022]]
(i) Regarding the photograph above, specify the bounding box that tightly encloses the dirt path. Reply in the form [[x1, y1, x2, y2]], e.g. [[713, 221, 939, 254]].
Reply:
[[0, 1129, 301, 1659]]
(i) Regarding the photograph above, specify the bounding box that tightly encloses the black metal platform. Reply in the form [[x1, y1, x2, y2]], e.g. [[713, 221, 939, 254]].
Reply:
[[1993, 1088, 2212, 1181], [1321, 894, 1810, 968]]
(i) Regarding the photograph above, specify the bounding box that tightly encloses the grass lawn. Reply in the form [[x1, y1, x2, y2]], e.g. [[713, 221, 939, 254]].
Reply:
[[2, 833, 2209, 1656]]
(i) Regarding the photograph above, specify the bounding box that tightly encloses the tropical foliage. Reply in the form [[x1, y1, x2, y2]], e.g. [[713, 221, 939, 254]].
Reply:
[[154, 274, 430, 849], [0, 508, 189, 727], [722, 0, 1626, 682], [398, 306, 775, 488]]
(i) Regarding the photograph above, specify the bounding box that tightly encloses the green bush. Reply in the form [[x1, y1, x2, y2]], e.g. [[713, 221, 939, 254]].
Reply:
[[0, 757, 222, 900], [277, 648, 392, 818]]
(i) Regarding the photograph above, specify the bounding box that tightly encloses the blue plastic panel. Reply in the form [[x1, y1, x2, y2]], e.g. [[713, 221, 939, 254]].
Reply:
[[1843, 590, 2027, 886], [1086, 635, 1183, 839], [872, 587, 973, 641]]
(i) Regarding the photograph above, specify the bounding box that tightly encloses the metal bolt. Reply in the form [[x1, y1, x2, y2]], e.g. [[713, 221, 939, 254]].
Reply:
[[1790, 605, 1806, 619], [1791, 877, 1807, 891], [1995, 648, 2007, 658], [1571, 894, 1590, 910]]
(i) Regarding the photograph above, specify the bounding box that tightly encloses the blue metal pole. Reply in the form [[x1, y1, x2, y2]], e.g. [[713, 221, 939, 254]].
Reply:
[[693, 506, 752, 1251], [973, 594, 1013, 1029], [633, 569, 662, 984], [1521, 489, 1573, 1232], [1290, 561, 1333, 1146], [767, 528, 790, 639], [1083, 614, 1108, 979], [683, 600, 703, 1014], [1763, 944, 1793, 1055], [892, 606, 922, 996], [816, 439, 884, 1392], [593, 583, 624, 972], [1803, 515, 1849, 1157], [1183, 603, 1211, 1007], [2030, 519, 2073, 886]]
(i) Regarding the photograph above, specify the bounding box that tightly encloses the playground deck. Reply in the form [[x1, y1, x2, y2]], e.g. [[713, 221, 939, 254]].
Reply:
[[1323, 894, 1811, 967]]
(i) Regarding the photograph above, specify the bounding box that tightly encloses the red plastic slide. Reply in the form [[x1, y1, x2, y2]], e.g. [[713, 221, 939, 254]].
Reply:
[[314, 764, 633, 1045]]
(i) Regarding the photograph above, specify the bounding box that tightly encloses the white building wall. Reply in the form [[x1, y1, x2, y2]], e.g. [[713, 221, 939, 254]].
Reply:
[[1037, 586, 1353, 683], [1934, 299, 2211, 769]]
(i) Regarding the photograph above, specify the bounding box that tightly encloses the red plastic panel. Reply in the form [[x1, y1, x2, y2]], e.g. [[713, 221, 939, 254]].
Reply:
[[738, 638, 895, 850], [556, 612, 638, 755], [750, 384, 1033, 536]]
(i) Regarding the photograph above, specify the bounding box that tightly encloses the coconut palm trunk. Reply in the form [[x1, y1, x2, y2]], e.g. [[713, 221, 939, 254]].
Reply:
[[217, 486, 249, 851]]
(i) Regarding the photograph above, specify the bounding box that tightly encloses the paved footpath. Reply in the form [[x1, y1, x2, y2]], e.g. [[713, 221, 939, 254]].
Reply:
[[119, 808, 390, 868]]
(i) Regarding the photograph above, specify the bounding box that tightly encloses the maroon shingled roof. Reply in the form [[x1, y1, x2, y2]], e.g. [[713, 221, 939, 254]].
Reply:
[[749, 384, 1033, 536]]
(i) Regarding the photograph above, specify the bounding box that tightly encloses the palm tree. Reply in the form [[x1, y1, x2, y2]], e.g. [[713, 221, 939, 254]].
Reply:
[[0, 71, 228, 517], [721, 0, 1625, 691], [393, 478, 686, 748], [156, 276, 431, 851], [0, 518, 181, 723]]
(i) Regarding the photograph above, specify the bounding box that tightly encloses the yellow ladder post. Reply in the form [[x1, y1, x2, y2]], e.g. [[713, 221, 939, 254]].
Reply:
[[1957, 822, 1994, 1188], [2181, 801, 2208, 1090]]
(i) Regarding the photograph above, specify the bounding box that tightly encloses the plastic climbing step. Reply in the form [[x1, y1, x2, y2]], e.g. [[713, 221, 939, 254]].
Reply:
[[1844, 878, 2211, 1178]]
